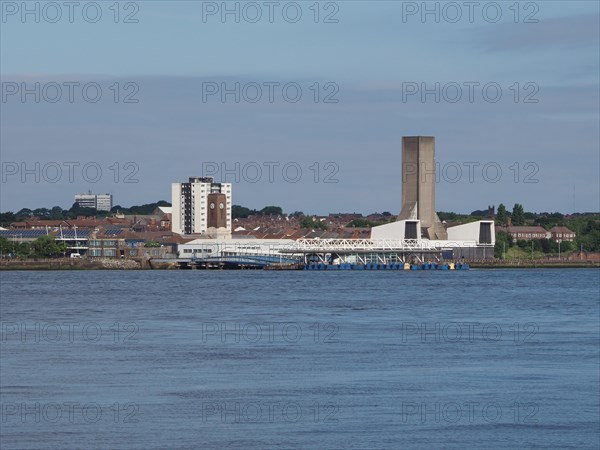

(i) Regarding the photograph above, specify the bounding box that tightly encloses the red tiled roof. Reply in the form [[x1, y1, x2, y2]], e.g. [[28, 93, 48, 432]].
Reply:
[[549, 226, 575, 233], [505, 226, 548, 233]]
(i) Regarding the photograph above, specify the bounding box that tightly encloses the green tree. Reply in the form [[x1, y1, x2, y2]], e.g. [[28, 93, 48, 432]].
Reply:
[[231, 205, 257, 219], [538, 238, 557, 254], [31, 236, 67, 258], [536, 212, 565, 230], [516, 239, 528, 250], [576, 219, 600, 252], [470, 209, 488, 217], [496, 203, 507, 226], [0, 236, 31, 258], [49, 206, 66, 220], [0, 212, 16, 227], [16, 242, 31, 258], [437, 212, 456, 221], [494, 231, 510, 258], [301, 217, 327, 230], [260, 206, 283, 216], [107, 201, 171, 216], [32, 208, 51, 217], [126, 201, 170, 215], [15, 208, 33, 218], [0, 236, 12, 255], [512, 204, 525, 226], [67, 203, 100, 218], [346, 219, 378, 228], [559, 240, 574, 253]]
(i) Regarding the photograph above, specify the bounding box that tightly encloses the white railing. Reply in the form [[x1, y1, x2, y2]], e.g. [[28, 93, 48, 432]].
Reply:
[[280, 239, 444, 253]]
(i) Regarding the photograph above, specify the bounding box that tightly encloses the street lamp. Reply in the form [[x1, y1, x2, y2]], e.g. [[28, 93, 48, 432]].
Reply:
[[531, 240, 534, 261]]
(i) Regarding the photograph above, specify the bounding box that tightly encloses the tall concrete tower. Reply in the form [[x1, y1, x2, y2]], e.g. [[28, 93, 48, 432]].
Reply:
[[398, 136, 447, 240]]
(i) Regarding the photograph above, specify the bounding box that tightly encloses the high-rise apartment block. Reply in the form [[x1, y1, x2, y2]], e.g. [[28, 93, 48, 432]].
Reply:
[[74, 193, 113, 212], [171, 177, 232, 235]]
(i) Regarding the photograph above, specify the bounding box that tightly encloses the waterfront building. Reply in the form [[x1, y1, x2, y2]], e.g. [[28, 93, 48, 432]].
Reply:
[[500, 226, 550, 242], [173, 137, 495, 262], [549, 226, 576, 242]]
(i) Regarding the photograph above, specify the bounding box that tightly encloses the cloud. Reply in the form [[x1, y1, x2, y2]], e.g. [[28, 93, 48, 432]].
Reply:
[[475, 14, 599, 52], [1, 75, 598, 214]]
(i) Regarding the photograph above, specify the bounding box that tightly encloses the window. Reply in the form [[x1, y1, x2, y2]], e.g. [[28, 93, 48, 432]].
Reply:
[[90, 249, 102, 257], [479, 223, 492, 244], [405, 221, 418, 240], [130, 250, 137, 256], [103, 249, 116, 257]]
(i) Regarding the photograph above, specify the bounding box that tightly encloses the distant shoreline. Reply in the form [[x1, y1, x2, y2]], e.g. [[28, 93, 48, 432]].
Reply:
[[0, 259, 145, 270], [1, 260, 598, 271], [469, 262, 599, 269]]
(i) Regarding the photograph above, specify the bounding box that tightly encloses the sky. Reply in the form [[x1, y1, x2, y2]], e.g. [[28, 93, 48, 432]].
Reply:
[[1, 0, 599, 215]]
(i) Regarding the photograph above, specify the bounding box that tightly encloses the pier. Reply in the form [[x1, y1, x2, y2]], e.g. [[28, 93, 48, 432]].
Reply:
[[279, 238, 451, 266], [155, 238, 470, 270]]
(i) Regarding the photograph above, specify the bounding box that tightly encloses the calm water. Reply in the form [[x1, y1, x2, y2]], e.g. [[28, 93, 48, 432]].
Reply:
[[1, 269, 599, 449]]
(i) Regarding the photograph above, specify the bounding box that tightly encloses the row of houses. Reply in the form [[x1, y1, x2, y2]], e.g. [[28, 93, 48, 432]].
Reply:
[[232, 226, 371, 240], [496, 226, 576, 242], [3, 207, 579, 259], [9, 207, 173, 232], [0, 224, 190, 259]]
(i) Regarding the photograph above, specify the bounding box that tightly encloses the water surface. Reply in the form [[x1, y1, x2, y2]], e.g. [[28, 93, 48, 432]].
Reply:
[[1, 269, 598, 449]]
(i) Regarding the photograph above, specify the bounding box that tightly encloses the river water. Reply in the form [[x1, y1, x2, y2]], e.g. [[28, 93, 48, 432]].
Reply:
[[1, 269, 598, 449]]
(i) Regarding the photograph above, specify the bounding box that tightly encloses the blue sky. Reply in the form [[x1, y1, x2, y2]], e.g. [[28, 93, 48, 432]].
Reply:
[[1, 1, 599, 214]]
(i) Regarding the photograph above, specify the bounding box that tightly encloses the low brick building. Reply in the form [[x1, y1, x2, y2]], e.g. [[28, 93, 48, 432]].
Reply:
[[549, 226, 576, 242], [501, 226, 550, 242]]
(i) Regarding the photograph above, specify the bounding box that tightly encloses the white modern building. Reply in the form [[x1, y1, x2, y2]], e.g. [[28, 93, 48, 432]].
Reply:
[[171, 177, 232, 236], [179, 237, 295, 258], [74, 193, 113, 211], [370, 218, 495, 259], [367, 136, 495, 259], [74, 194, 96, 209], [95, 194, 113, 211], [174, 136, 495, 261]]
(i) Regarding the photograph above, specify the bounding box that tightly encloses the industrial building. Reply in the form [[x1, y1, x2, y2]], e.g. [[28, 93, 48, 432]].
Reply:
[[397, 136, 447, 240], [174, 136, 495, 267], [369, 136, 494, 259]]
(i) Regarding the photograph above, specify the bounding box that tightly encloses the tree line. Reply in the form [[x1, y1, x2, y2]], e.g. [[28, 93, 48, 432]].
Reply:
[[0, 201, 172, 227], [0, 235, 67, 259], [493, 203, 600, 255], [2, 201, 598, 253]]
